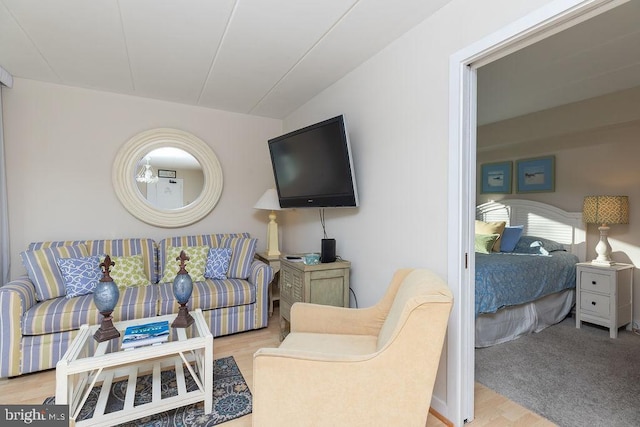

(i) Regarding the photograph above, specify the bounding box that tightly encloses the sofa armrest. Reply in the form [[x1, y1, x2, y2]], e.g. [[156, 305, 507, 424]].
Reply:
[[290, 302, 387, 336], [0, 276, 38, 377], [248, 260, 273, 329]]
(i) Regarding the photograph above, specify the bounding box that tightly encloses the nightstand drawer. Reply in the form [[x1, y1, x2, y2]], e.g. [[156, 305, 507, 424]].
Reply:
[[579, 271, 611, 294], [580, 292, 610, 318]]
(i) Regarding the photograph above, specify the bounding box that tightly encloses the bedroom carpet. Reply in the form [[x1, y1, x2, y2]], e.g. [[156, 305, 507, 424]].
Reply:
[[475, 317, 640, 427]]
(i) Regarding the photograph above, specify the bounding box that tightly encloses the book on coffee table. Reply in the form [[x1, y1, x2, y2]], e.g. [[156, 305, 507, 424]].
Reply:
[[122, 320, 170, 349]]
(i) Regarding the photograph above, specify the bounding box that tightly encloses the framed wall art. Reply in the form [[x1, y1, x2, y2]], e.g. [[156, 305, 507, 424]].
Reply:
[[480, 161, 512, 194], [158, 169, 177, 179], [516, 156, 555, 193]]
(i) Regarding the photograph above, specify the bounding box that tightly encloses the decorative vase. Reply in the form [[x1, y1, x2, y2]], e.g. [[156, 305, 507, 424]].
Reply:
[[93, 255, 121, 342], [172, 250, 194, 328]]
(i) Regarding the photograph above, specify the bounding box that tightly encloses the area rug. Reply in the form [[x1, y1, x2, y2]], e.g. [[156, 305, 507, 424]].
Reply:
[[44, 356, 251, 426]]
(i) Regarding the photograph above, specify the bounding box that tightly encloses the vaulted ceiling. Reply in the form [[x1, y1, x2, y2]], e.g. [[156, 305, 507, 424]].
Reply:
[[0, 0, 452, 119]]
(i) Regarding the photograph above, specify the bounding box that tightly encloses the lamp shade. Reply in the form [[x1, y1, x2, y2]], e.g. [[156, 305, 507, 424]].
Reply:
[[254, 188, 282, 211], [583, 196, 629, 225]]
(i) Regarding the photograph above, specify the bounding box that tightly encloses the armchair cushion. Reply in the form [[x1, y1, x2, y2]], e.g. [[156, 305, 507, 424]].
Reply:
[[21, 244, 90, 301], [279, 332, 377, 356]]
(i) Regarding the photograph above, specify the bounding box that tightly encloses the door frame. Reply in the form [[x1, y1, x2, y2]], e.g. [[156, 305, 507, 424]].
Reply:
[[446, 0, 628, 424]]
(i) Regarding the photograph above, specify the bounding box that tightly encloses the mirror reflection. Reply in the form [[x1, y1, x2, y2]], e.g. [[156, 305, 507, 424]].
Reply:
[[135, 147, 204, 209]]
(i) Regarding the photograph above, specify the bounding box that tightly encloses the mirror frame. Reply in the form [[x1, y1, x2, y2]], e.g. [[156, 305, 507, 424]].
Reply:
[[113, 128, 223, 228]]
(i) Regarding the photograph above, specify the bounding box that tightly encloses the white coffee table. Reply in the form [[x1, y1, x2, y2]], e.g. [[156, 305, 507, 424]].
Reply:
[[55, 308, 213, 427]]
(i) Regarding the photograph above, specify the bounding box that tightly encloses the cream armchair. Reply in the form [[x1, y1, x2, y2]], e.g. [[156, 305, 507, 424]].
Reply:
[[252, 268, 453, 427]]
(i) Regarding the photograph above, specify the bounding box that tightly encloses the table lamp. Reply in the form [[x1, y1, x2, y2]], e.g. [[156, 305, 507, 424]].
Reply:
[[254, 188, 282, 257], [582, 195, 629, 265]]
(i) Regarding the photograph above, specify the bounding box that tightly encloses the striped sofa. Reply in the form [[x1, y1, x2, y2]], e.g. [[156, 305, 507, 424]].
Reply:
[[0, 233, 272, 378]]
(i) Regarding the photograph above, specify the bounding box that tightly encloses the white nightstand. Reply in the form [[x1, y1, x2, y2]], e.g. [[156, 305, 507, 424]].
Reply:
[[575, 262, 634, 338]]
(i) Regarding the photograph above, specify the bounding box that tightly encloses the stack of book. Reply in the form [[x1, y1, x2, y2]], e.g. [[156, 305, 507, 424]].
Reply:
[[121, 320, 170, 349]]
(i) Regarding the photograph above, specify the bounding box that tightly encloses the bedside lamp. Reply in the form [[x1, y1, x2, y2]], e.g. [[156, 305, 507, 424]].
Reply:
[[254, 188, 282, 257], [582, 195, 629, 266]]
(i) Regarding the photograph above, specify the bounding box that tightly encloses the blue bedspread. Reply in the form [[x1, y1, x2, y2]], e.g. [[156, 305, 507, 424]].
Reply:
[[475, 250, 578, 316]]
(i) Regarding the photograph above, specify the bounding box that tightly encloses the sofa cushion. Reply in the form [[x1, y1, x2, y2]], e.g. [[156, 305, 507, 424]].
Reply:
[[157, 233, 249, 280], [205, 248, 232, 280], [219, 237, 257, 279], [57, 256, 102, 298], [160, 245, 209, 283], [87, 238, 157, 283], [156, 278, 255, 315], [22, 285, 159, 336], [21, 244, 90, 301], [102, 254, 149, 288]]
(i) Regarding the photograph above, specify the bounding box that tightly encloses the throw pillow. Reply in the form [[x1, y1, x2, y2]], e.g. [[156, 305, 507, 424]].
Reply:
[[161, 245, 209, 283], [219, 237, 257, 279], [500, 225, 524, 252], [475, 234, 500, 254], [205, 248, 233, 280], [56, 256, 102, 299], [101, 254, 149, 289], [21, 244, 90, 301], [475, 220, 506, 252]]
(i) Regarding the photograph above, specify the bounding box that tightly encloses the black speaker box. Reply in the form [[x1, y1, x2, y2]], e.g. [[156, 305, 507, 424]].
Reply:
[[320, 238, 336, 263]]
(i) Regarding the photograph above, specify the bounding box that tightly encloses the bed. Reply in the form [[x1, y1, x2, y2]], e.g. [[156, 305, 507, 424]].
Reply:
[[475, 199, 586, 347]]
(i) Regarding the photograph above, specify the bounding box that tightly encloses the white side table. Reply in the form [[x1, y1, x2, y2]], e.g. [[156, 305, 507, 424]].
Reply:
[[56, 309, 213, 427], [255, 252, 281, 317], [575, 262, 634, 338]]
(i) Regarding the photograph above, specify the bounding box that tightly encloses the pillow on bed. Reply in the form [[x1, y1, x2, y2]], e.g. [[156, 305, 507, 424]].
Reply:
[[513, 235, 566, 254], [475, 234, 501, 254], [475, 220, 506, 252], [500, 225, 524, 252]]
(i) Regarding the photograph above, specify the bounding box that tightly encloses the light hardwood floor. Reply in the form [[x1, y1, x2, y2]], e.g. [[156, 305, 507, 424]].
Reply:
[[0, 308, 554, 426]]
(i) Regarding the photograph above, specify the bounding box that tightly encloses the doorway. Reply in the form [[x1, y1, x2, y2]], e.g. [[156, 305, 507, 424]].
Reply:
[[447, 0, 629, 424]]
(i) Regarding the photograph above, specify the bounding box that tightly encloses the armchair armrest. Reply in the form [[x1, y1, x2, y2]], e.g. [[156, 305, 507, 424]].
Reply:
[[0, 276, 38, 378], [290, 302, 386, 336]]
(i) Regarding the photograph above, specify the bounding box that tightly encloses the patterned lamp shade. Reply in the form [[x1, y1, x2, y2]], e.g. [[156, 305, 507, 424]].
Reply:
[[583, 196, 629, 226]]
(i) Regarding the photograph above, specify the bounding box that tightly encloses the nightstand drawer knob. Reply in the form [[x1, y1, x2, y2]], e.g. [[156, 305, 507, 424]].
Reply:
[[592, 281, 597, 285], [591, 301, 596, 306]]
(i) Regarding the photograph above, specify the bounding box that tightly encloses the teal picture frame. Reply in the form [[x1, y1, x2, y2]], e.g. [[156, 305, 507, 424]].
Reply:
[[516, 156, 555, 193], [480, 161, 512, 194]]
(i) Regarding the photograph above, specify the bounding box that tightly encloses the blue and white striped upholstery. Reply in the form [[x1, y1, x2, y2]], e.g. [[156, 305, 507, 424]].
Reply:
[[0, 234, 272, 378]]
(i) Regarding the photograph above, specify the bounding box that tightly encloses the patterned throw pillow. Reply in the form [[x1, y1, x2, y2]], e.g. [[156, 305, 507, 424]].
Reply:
[[161, 245, 209, 283], [56, 256, 102, 299], [101, 254, 149, 289], [219, 237, 257, 279], [204, 248, 233, 280], [20, 244, 90, 301]]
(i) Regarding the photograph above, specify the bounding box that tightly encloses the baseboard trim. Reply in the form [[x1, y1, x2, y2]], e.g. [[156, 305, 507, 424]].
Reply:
[[429, 406, 453, 426]]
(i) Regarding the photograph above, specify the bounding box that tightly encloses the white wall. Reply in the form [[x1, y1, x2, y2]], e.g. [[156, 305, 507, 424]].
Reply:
[[282, 0, 554, 422], [3, 78, 282, 279]]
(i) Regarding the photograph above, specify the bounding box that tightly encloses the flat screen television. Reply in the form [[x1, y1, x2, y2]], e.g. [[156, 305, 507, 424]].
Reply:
[[268, 115, 358, 208]]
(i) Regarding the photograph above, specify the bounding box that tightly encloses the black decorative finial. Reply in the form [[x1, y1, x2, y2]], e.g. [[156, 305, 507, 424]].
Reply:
[[176, 250, 190, 275], [100, 254, 115, 282]]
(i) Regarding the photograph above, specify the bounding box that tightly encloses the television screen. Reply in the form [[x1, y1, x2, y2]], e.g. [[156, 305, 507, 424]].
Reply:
[[268, 115, 358, 208]]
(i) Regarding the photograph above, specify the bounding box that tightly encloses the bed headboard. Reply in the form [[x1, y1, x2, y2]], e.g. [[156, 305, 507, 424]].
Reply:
[[476, 199, 586, 262]]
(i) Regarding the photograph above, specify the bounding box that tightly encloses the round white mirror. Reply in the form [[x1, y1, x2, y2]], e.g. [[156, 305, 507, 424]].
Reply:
[[113, 128, 223, 227], [135, 148, 204, 210]]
